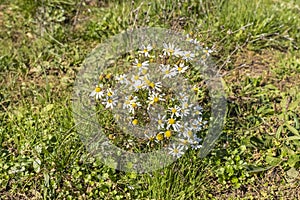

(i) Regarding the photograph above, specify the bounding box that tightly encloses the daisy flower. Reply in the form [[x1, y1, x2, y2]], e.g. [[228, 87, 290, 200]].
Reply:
[[168, 105, 182, 118], [155, 114, 166, 129], [103, 96, 118, 109], [174, 62, 189, 74], [167, 117, 181, 131], [168, 144, 184, 158], [106, 88, 115, 98], [181, 51, 195, 61], [203, 47, 213, 57], [147, 92, 165, 106], [123, 95, 135, 109], [144, 79, 162, 92], [159, 64, 177, 79], [116, 74, 128, 85], [190, 135, 202, 150], [132, 79, 144, 91], [178, 137, 193, 150], [192, 105, 203, 117], [183, 127, 195, 138], [191, 116, 207, 131], [90, 85, 104, 100], [180, 101, 193, 117], [145, 133, 155, 145], [185, 34, 199, 45], [138, 44, 152, 57], [162, 43, 182, 57], [133, 59, 149, 72], [128, 99, 141, 114]]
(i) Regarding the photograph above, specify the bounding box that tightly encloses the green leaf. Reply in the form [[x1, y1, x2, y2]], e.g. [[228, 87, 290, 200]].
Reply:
[[265, 156, 282, 166], [285, 123, 299, 135], [288, 99, 300, 111], [276, 125, 283, 138], [287, 154, 300, 168], [286, 136, 300, 141]]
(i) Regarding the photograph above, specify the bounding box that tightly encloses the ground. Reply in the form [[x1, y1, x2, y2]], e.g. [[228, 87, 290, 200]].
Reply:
[[0, 0, 299, 199]]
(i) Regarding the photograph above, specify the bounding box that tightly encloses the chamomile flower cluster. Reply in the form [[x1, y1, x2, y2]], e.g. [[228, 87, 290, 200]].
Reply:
[[90, 35, 209, 159]]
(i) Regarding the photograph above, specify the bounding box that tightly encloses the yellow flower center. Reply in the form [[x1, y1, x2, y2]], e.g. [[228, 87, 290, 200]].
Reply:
[[131, 103, 137, 108], [134, 75, 139, 80], [188, 130, 193, 137], [108, 99, 113, 103], [137, 63, 142, 68], [156, 133, 164, 141], [174, 148, 179, 154], [149, 82, 155, 88], [186, 53, 190, 57], [165, 70, 170, 74], [171, 108, 177, 113], [143, 49, 148, 53], [107, 92, 113, 97], [168, 118, 175, 125], [165, 130, 172, 138], [105, 73, 112, 79], [168, 49, 174, 54], [158, 119, 163, 125], [153, 97, 159, 103], [95, 87, 101, 92], [178, 67, 182, 71], [132, 119, 138, 125]]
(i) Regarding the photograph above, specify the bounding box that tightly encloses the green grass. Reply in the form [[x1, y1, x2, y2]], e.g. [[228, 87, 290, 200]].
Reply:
[[0, 0, 299, 199]]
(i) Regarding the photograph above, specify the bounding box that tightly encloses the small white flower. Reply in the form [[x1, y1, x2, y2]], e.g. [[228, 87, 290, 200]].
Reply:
[[90, 85, 104, 100], [191, 116, 207, 131], [128, 98, 141, 114], [106, 88, 115, 98], [203, 47, 213, 57], [163, 43, 182, 57], [133, 59, 149, 72], [138, 44, 152, 57], [181, 51, 195, 61], [103, 96, 118, 109], [192, 105, 203, 117], [132, 79, 144, 91], [185, 34, 199, 45], [160, 64, 177, 79], [155, 114, 166, 129], [183, 126, 194, 138], [123, 95, 134, 109], [147, 92, 165, 106], [174, 62, 189, 74], [168, 144, 184, 158], [180, 101, 193, 117], [116, 74, 128, 85], [178, 137, 194, 150], [190, 135, 202, 150], [168, 105, 182, 118], [144, 79, 162, 92], [167, 117, 181, 131]]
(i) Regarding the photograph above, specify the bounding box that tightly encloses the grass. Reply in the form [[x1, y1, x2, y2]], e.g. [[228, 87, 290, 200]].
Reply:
[[0, 0, 299, 199]]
